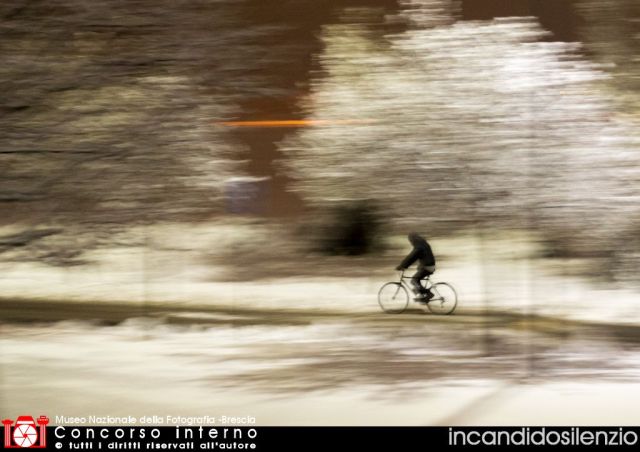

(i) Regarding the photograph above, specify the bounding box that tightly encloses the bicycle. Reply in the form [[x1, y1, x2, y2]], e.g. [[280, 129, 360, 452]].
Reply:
[[378, 270, 458, 315]]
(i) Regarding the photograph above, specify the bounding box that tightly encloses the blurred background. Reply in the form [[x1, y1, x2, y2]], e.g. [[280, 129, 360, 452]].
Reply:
[[1, 0, 640, 425]]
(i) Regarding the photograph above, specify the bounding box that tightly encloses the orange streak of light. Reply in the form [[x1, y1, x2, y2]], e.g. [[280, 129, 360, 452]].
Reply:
[[216, 119, 375, 128]]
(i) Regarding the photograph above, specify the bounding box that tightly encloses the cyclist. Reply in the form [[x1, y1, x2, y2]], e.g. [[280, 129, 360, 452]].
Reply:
[[396, 232, 436, 301]]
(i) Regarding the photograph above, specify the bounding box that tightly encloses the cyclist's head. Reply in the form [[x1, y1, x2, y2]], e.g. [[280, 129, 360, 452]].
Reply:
[[408, 232, 423, 245]]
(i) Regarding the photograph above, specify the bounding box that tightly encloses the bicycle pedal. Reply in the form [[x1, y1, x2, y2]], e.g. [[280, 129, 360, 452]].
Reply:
[[416, 295, 434, 302]]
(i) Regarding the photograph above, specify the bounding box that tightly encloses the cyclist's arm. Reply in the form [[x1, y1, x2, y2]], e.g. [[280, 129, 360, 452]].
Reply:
[[398, 248, 419, 269]]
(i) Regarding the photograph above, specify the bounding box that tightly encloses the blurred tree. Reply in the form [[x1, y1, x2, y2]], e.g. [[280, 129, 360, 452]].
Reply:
[[280, 0, 640, 265], [0, 0, 251, 229]]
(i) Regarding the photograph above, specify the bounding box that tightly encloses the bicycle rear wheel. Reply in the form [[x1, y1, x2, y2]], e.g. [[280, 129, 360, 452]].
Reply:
[[427, 282, 457, 315], [378, 282, 409, 314]]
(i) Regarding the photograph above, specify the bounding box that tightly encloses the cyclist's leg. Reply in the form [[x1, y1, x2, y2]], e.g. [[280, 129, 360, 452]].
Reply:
[[423, 266, 436, 296], [411, 267, 429, 294]]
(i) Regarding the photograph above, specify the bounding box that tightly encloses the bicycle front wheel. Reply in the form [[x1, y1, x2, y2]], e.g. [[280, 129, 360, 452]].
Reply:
[[428, 282, 458, 315], [378, 282, 409, 314]]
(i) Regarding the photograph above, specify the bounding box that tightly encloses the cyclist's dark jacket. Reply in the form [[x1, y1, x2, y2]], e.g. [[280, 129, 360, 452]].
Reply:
[[399, 235, 435, 269]]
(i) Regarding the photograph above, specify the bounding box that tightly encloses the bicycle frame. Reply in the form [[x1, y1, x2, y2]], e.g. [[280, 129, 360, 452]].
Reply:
[[398, 269, 434, 291]]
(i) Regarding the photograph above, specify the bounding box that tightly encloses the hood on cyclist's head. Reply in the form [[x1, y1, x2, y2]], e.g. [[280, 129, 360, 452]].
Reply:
[[408, 233, 426, 247]]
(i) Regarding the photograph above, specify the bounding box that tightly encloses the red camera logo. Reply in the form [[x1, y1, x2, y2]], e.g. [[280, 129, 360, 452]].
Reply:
[[2, 416, 49, 448]]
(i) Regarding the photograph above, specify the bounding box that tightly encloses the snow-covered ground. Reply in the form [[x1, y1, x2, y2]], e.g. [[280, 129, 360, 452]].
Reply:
[[2, 222, 640, 425], [2, 315, 640, 425]]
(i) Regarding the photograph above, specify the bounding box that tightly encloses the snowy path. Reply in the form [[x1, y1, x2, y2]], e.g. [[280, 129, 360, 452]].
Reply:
[[2, 311, 640, 425]]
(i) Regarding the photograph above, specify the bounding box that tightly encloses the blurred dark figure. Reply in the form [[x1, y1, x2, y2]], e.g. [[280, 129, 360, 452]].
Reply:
[[396, 233, 436, 301], [318, 201, 382, 255]]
